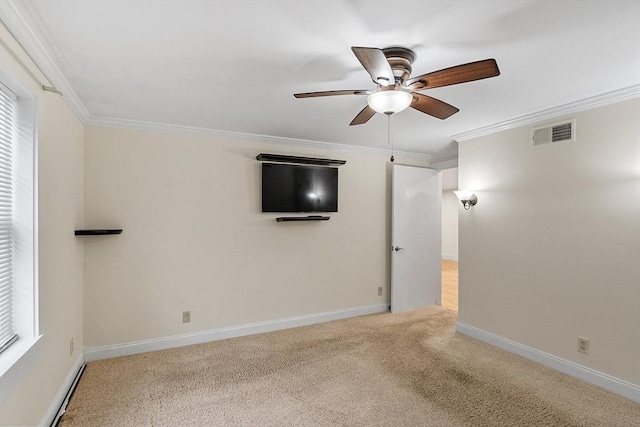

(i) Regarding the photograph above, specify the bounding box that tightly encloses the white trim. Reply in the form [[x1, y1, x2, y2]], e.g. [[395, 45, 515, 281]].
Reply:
[[456, 322, 640, 403], [428, 149, 458, 164], [0, 1, 90, 122], [0, 0, 438, 161], [429, 158, 459, 171], [86, 116, 433, 161], [0, 0, 436, 162], [0, 67, 41, 406], [38, 353, 84, 427], [0, 81, 17, 100], [4, 0, 639, 159], [452, 85, 640, 142], [441, 254, 458, 261], [85, 304, 388, 362]]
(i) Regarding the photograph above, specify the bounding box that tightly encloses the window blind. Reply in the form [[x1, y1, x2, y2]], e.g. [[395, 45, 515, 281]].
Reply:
[[0, 83, 16, 353]]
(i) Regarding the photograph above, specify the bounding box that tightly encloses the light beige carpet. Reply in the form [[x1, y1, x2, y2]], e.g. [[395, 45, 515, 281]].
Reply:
[[60, 307, 639, 426]]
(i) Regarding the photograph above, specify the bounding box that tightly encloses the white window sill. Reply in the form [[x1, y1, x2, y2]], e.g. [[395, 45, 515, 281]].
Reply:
[[0, 333, 44, 405]]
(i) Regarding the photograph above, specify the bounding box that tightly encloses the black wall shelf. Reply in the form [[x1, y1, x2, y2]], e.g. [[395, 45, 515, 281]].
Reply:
[[256, 153, 346, 166], [276, 216, 330, 222], [75, 229, 123, 236]]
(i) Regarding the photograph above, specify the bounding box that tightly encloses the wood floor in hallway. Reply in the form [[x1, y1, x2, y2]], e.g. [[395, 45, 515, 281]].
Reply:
[[442, 260, 458, 311]]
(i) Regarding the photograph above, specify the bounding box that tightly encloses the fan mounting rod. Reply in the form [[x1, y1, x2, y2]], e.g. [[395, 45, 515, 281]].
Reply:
[[382, 46, 416, 82]]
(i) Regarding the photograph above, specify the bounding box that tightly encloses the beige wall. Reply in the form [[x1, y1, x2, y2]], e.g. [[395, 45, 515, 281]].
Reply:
[[0, 25, 85, 426], [458, 98, 640, 384], [83, 126, 428, 348]]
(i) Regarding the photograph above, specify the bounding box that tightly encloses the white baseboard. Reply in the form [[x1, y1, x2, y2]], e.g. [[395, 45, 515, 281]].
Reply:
[[39, 353, 84, 427], [442, 254, 458, 261], [456, 322, 640, 403], [85, 304, 389, 362]]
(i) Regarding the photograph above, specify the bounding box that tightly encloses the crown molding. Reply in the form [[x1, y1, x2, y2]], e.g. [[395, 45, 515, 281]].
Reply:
[[0, 0, 89, 122], [86, 115, 435, 161], [1, 0, 447, 162], [452, 85, 640, 142], [428, 148, 458, 164]]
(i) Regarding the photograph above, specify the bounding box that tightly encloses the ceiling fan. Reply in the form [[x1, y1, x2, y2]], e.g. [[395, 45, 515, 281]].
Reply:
[[294, 46, 500, 125]]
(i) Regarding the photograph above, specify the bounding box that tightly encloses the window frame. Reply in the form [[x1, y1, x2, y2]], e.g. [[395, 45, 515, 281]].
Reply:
[[0, 81, 18, 354], [0, 66, 40, 400]]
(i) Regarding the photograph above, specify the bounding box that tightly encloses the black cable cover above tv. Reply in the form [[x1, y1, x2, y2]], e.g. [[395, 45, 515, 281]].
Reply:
[[256, 153, 346, 166]]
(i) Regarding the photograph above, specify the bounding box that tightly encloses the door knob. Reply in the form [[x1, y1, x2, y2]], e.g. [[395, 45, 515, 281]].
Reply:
[[393, 246, 405, 252]]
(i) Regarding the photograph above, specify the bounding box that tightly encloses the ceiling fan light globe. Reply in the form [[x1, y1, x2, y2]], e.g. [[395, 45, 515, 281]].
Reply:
[[367, 90, 412, 115]]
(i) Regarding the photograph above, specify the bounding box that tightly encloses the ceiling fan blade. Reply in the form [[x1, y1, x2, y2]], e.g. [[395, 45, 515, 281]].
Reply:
[[351, 46, 395, 87], [350, 105, 376, 126], [294, 89, 369, 98], [410, 93, 459, 120], [407, 59, 500, 90]]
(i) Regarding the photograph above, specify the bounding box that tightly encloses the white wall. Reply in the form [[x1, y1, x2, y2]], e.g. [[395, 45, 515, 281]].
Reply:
[[441, 191, 458, 261], [83, 125, 428, 349], [441, 168, 458, 261], [458, 98, 640, 385], [0, 25, 85, 426]]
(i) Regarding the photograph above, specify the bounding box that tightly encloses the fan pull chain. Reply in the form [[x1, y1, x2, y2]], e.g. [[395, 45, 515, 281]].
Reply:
[[387, 113, 395, 162]]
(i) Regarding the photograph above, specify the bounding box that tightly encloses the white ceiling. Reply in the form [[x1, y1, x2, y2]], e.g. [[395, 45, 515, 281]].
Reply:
[[3, 0, 640, 157]]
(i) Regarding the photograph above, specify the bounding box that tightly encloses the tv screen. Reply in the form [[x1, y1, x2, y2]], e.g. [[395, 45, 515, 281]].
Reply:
[[262, 163, 338, 213]]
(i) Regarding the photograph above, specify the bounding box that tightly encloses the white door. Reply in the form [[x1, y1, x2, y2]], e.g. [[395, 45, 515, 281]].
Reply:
[[391, 165, 442, 313]]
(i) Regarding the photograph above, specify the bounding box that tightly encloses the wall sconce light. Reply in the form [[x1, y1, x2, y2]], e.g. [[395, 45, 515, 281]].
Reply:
[[454, 190, 478, 210]]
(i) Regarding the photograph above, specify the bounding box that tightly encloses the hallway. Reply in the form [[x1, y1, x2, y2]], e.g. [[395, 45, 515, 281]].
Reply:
[[442, 260, 458, 311]]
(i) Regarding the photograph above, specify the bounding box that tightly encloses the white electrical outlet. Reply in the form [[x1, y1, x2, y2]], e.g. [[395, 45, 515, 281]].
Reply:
[[70, 337, 74, 356], [182, 311, 191, 323], [578, 336, 589, 354], [377, 286, 383, 296]]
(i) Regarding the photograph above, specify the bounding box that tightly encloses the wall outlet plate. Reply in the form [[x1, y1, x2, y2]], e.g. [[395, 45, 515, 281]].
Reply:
[[182, 311, 191, 323], [578, 336, 590, 354]]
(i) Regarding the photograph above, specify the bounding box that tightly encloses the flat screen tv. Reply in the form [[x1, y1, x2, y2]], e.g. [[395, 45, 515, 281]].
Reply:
[[261, 163, 338, 213]]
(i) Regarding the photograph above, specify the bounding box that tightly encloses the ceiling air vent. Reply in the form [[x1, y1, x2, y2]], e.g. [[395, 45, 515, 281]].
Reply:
[[531, 119, 575, 146]]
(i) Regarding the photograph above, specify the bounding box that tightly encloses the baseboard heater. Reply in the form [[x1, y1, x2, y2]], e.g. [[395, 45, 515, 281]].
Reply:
[[51, 364, 86, 427]]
